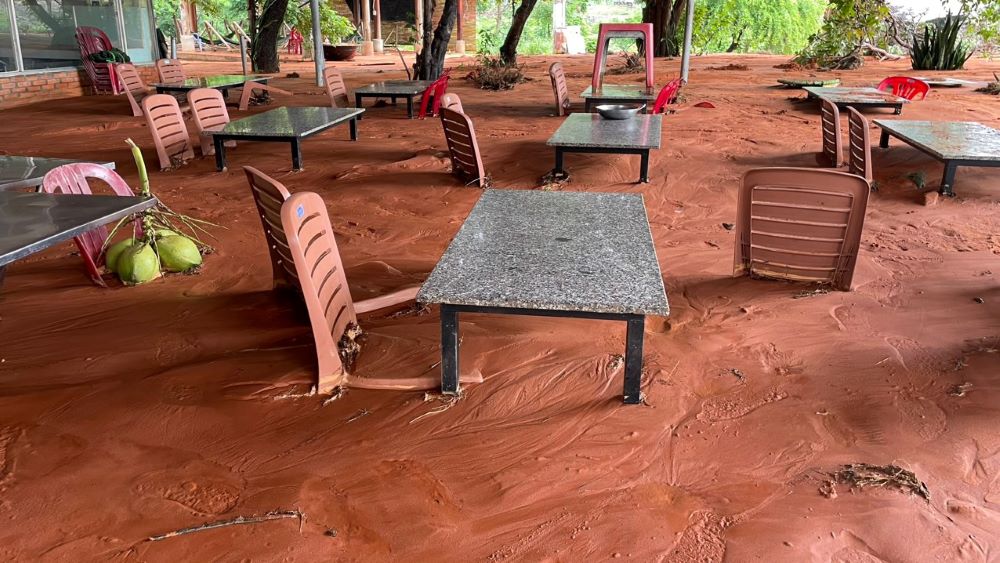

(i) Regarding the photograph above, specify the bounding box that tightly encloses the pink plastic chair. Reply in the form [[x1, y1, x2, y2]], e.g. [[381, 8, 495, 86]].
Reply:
[[243, 166, 297, 291], [440, 107, 486, 187], [651, 78, 683, 114], [592, 23, 654, 91], [142, 94, 194, 170], [323, 66, 349, 108], [155, 59, 186, 83], [439, 93, 464, 113], [846, 107, 872, 183], [279, 191, 419, 393], [549, 62, 570, 116], [76, 26, 121, 95], [41, 163, 140, 286], [115, 63, 150, 116], [877, 77, 929, 101], [418, 72, 450, 119], [287, 28, 304, 55], [187, 88, 234, 156], [819, 99, 842, 167]]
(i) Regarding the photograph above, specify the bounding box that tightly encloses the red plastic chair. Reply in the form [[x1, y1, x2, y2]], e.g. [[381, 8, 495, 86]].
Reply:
[[75, 26, 121, 95], [592, 23, 654, 91], [287, 28, 304, 55], [651, 78, 683, 114], [876, 77, 929, 101], [418, 72, 450, 119], [41, 163, 140, 286]]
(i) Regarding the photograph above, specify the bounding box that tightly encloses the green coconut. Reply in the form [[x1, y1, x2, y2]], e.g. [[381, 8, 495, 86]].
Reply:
[[156, 235, 202, 273], [154, 228, 180, 239], [115, 242, 159, 285], [104, 237, 137, 272]]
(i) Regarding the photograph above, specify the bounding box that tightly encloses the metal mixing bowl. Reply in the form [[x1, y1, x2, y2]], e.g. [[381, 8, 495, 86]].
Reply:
[[595, 104, 645, 120]]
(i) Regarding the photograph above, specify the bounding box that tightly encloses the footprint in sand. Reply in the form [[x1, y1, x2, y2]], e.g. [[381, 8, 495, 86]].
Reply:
[[698, 386, 787, 422], [133, 460, 243, 516]]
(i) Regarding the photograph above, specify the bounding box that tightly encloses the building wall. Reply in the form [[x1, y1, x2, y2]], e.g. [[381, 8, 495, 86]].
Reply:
[[0, 64, 157, 109], [332, 0, 476, 50]]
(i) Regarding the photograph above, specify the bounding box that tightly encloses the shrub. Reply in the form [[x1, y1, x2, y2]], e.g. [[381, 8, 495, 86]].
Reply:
[[910, 13, 973, 70], [467, 53, 525, 91]]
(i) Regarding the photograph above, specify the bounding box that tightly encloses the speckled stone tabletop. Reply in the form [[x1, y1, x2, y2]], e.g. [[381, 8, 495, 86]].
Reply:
[[874, 120, 1000, 161], [215, 107, 364, 138], [581, 85, 657, 100], [354, 80, 435, 95], [0, 157, 115, 191], [152, 75, 268, 90], [803, 86, 909, 105], [547, 113, 662, 149], [417, 190, 669, 316]]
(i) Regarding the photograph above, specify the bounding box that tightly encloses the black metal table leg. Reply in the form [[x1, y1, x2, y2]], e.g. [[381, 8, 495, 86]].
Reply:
[[355, 94, 363, 119], [585, 99, 592, 112], [555, 148, 565, 175], [879, 130, 891, 148], [0, 265, 6, 290], [639, 150, 650, 183], [407, 97, 414, 119], [940, 161, 958, 197], [214, 136, 227, 171], [349, 118, 358, 141], [623, 316, 645, 404], [894, 104, 902, 115], [440, 305, 460, 395], [290, 139, 303, 170]]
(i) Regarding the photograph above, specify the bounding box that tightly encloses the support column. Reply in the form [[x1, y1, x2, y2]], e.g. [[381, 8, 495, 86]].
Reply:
[[373, 0, 384, 53], [361, 0, 374, 56], [414, 0, 424, 53], [455, 0, 466, 54], [680, 0, 695, 82], [310, 0, 325, 86]]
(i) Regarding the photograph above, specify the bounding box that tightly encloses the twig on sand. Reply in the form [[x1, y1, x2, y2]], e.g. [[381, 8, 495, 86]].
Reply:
[[409, 392, 461, 424], [321, 386, 347, 406], [831, 463, 930, 501], [147, 509, 304, 542], [346, 409, 370, 423]]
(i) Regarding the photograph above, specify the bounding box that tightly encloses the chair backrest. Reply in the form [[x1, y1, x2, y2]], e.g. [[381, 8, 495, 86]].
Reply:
[[41, 163, 137, 272], [846, 107, 872, 183], [188, 88, 230, 134], [652, 78, 683, 114], [549, 62, 570, 116], [77, 26, 119, 95], [155, 58, 186, 83], [876, 76, 929, 101], [116, 62, 146, 95], [440, 93, 464, 113], [418, 73, 450, 119], [440, 107, 486, 187], [142, 94, 194, 170], [76, 26, 112, 56], [281, 191, 359, 390], [323, 66, 349, 108], [243, 166, 298, 290], [819, 99, 842, 167], [734, 167, 870, 291]]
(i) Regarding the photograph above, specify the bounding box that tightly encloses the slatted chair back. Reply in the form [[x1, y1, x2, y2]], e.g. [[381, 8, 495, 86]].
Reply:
[[115, 62, 149, 116], [142, 94, 194, 170], [549, 62, 570, 116], [188, 88, 231, 156], [76, 26, 120, 95], [418, 72, 451, 119], [652, 78, 683, 114], [323, 66, 350, 108], [439, 93, 464, 113], [155, 58, 186, 83], [819, 99, 842, 167], [41, 163, 139, 285], [877, 76, 929, 101], [846, 107, 872, 183], [440, 107, 486, 187], [734, 167, 870, 291], [243, 166, 298, 290], [281, 191, 359, 392]]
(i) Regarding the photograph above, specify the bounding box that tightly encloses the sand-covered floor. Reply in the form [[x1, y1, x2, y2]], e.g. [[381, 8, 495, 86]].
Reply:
[[1, 53, 999, 561]]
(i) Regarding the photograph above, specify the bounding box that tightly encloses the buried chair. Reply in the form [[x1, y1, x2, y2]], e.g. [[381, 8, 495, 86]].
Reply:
[[41, 163, 141, 286], [116, 62, 152, 116], [652, 78, 683, 114], [818, 99, 842, 167], [235, 79, 292, 111], [76, 26, 121, 95], [440, 107, 487, 187], [846, 107, 873, 183], [549, 62, 571, 116], [243, 166, 296, 291], [877, 76, 929, 101], [155, 58, 185, 83], [187, 88, 235, 156], [323, 66, 350, 108], [734, 167, 870, 292], [142, 94, 195, 170], [439, 93, 464, 113], [418, 73, 450, 119]]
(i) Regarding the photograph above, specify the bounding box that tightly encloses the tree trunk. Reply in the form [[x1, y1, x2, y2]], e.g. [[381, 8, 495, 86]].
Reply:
[[726, 26, 746, 52], [499, 0, 538, 65], [641, 0, 686, 57], [251, 0, 289, 73], [414, 0, 459, 79]]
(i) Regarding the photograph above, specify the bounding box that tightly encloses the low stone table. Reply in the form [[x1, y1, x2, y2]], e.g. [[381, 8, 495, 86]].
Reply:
[[0, 157, 115, 192], [417, 190, 669, 404], [804, 86, 909, 114], [581, 85, 657, 112], [875, 120, 1000, 196], [912, 76, 972, 88], [547, 113, 662, 183], [354, 80, 435, 119], [777, 77, 840, 88], [210, 106, 364, 171], [152, 74, 270, 95]]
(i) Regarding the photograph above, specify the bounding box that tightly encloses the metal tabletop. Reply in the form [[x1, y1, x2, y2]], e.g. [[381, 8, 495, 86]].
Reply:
[[354, 80, 435, 96], [212, 106, 364, 140], [804, 86, 909, 113], [0, 157, 115, 192], [547, 113, 662, 150], [152, 74, 269, 92], [874, 120, 1000, 162]]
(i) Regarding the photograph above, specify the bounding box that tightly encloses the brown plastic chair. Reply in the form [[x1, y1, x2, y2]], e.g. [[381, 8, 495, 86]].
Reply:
[[323, 66, 349, 108], [549, 62, 571, 116], [142, 94, 194, 170], [280, 191, 420, 393], [116, 62, 151, 117], [187, 88, 235, 156], [439, 107, 486, 187], [734, 167, 870, 291], [236, 80, 292, 111], [41, 163, 140, 286], [819, 99, 842, 167], [243, 166, 297, 291], [439, 93, 464, 113], [846, 107, 873, 183], [155, 59, 186, 83]]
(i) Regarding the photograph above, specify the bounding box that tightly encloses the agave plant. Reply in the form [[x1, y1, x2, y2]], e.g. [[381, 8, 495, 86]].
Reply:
[[911, 13, 973, 71]]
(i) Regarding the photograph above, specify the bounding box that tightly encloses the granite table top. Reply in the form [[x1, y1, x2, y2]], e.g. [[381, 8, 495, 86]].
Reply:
[[912, 76, 974, 88], [0, 192, 156, 267], [354, 80, 435, 95], [547, 113, 662, 150], [803, 86, 909, 106], [417, 190, 669, 316], [212, 107, 364, 139], [0, 157, 115, 191], [874, 120, 1000, 162], [777, 77, 841, 88], [152, 74, 268, 90], [581, 85, 658, 100]]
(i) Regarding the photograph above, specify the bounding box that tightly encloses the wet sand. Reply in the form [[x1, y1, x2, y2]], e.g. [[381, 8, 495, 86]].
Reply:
[[1, 54, 999, 561]]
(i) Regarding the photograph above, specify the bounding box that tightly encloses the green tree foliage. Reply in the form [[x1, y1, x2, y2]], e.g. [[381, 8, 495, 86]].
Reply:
[[795, 0, 899, 68], [285, 0, 356, 45], [961, 0, 999, 50], [692, 0, 825, 55]]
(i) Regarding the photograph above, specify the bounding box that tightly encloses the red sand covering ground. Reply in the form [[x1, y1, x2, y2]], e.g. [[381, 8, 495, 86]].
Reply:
[[1, 53, 999, 561]]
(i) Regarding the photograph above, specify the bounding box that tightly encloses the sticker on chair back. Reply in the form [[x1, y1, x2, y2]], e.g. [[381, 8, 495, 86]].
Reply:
[[297, 205, 304, 218]]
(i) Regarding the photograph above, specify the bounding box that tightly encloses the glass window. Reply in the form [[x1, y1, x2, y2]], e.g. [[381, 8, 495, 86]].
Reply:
[[1, 0, 17, 72], [120, 0, 153, 63], [14, 0, 118, 70]]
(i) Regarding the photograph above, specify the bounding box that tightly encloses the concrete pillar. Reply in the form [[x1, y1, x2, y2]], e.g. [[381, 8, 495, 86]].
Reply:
[[373, 0, 384, 53], [414, 0, 424, 54], [680, 0, 695, 82], [361, 0, 374, 55]]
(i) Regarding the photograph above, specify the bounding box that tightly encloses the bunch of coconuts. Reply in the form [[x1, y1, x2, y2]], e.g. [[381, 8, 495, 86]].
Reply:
[[105, 228, 203, 285]]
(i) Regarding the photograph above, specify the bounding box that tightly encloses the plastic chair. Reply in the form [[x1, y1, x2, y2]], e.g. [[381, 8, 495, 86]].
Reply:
[[734, 167, 870, 291], [846, 107, 872, 183], [651, 78, 683, 114], [819, 99, 842, 167], [440, 107, 486, 187], [592, 23, 654, 91], [279, 191, 420, 393], [439, 93, 464, 113], [243, 166, 299, 291], [323, 66, 349, 108], [418, 73, 450, 119], [142, 94, 194, 170], [287, 28, 304, 55], [877, 76, 929, 101], [155, 58, 186, 83], [41, 163, 140, 286], [235, 80, 292, 111], [76, 26, 121, 95], [549, 62, 570, 116], [187, 88, 235, 156], [115, 63, 150, 116]]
